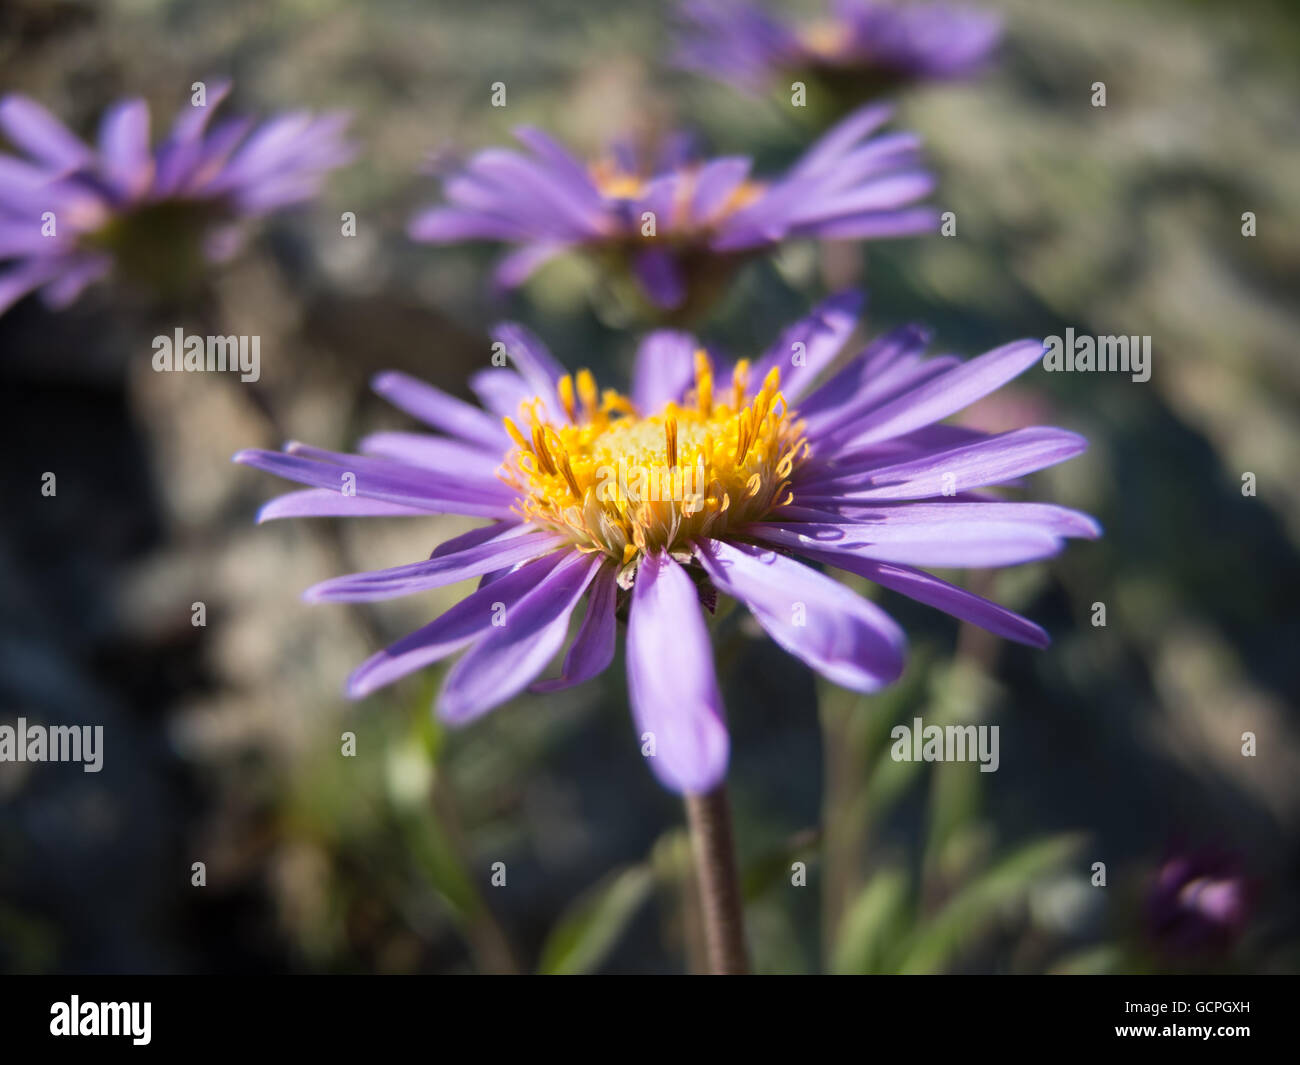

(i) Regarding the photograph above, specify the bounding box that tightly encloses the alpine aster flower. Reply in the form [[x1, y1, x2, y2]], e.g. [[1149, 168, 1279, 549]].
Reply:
[[675, 1, 1001, 102], [234, 292, 1097, 795], [408, 105, 936, 319], [0, 80, 353, 315]]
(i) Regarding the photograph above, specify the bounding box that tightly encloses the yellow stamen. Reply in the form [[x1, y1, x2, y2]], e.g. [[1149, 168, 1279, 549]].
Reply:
[[503, 416, 530, 451], [557, 452, 583, 499], [731, 359, 750, 410], [557, 374, 577, 423], [501, 351, 807, 563], [531, 425, 557, 476], [576, 369, 598, 417], [694, 349, 712, 417]]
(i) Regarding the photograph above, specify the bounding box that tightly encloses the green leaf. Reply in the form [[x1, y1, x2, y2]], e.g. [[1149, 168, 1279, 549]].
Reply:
[[537, 865, 654, 975], [397, 806, 480, 924], [897, 834, 1083, 974], [831, 867, 912, 975]]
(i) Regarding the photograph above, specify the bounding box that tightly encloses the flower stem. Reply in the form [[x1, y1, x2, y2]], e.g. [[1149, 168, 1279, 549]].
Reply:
[[684, 784, 749, 974]]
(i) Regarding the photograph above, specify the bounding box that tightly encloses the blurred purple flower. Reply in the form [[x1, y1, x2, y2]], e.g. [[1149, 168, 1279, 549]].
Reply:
[[0, 80, 353, 315], [408, 104, 936, 317], [675, 0, 1001, 99], [1147, 850, 1251, 956], [235, 293, 1097, 795]]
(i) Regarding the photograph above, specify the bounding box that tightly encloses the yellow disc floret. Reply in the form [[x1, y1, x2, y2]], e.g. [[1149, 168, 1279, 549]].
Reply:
[[502, 351, 806, 579]]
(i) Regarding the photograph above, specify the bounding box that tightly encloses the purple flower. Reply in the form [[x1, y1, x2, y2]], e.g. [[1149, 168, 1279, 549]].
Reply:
[[409, 105, 936, 318], [675, 0, 1001, 100], [234, 292, 1097, 795], [1146, 850, 1251, 956], [0, 80, 353, 315]]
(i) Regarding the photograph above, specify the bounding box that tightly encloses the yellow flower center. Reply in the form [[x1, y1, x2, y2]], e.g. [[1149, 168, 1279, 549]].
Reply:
[[502, 351, 806, 577], [801, 19, 852, 59], [588, 158, 766, 229]]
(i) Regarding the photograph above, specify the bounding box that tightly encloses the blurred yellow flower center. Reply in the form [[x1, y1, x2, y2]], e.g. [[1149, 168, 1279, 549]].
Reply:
[[802, 19, 852, 59], [588, 158, 766, 228], [502, 352, 805, 575]]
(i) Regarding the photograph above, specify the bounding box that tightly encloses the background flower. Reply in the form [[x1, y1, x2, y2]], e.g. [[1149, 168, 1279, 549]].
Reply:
[[675, 0, 1001, 106], [409, 104, 936, 320], [1146, 849, 1251, 958], [0, 80, 353, 315]]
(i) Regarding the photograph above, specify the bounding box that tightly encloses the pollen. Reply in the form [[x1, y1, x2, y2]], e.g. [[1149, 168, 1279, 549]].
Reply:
[[501, 351, 806, 579]]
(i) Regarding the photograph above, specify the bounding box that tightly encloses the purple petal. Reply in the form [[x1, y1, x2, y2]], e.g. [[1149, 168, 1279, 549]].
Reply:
[[800, 332, 944, 437], [532, 561, 619, 693], [819, 500, 1102, 540], [430, 521, 524, 558], [37, 254, 110, 308], [437, 551, 601, 723], [370, 370, 508, 450], [799, 549, 1049, 648], [468, 367, 531, 419], [463, 148, 606, 237], [631, 247, 686, 310], [785, 172, 937, 226], [231, 173, 327, 214], [407, 206, 530, 242], [97, 99, 152, 200], [818, 132, 926, 186], [625, 551, 729, 795], [631, 174, 684, 234], [0, 95, 93, 171], [283, 440, 509, 497], [0, 258, 64, 316], [797, 323, 933, 423], [512, 126, 598, 191], [689, 156, 753, 225], [492, 241, 567, 291], [696, 538, 904, 692], [214, 110, 312, 182], [490, 322, 566, 399], [786, 104, 895, 182], [256, 488, 437, 521], [0, 153, 60, 192], [800, 427, 1089, 500], [835, 339, 1046, 450], [792, 205, 939, 241], [233, 446, 516, 517], [633, 329, 699, 412], [347, 551, 569, 698], [168, 79, 232, 140], [811, 426, 990, 475], [0, 219, 67, 256], [175, 116, 254, 193], [357, 431, 503, 477], [750, 289, 862, 401], [303, 526, 568, 602], [751, 519, 1067, 568]]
